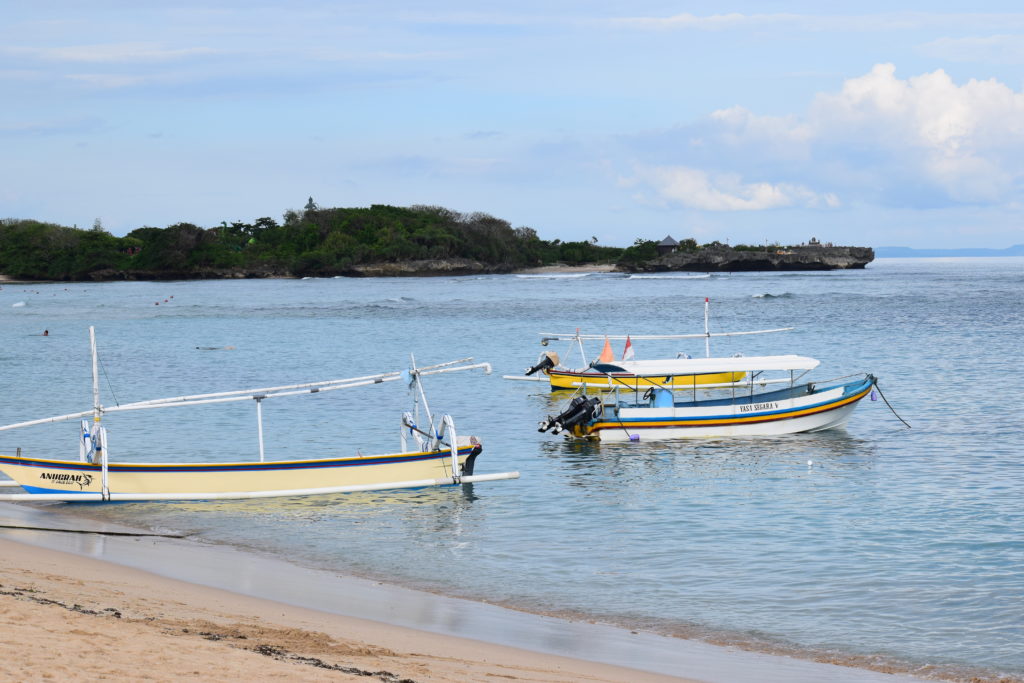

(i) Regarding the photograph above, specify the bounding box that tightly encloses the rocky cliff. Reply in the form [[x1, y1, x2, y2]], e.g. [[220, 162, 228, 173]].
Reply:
[[341, 258, 513, 277], [620, 245, 874, 272]]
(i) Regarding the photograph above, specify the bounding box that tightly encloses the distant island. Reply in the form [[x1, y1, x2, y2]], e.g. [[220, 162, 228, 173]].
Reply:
[[0, 204, 874, 281], [875, 245, 1024, 258], [618, 237, 874, 272]]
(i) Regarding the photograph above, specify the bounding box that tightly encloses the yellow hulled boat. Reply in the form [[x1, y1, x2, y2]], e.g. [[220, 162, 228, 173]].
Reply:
[[0, 329, 518, 502], [545, 361, 746, 391]]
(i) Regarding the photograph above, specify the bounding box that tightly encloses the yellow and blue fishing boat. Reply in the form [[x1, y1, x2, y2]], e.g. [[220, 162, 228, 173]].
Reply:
[[536, 355, 748, 391], [512, 299, 792, 391], [538, 355, 878, 442], [0, 329, 518, 502]]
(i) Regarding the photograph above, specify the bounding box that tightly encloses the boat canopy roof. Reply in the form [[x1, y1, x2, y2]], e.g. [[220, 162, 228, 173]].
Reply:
[[591, 354, 820, 375]]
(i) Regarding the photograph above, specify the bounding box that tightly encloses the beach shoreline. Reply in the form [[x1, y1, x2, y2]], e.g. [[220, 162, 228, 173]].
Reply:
[[0, 502, 933, 683], [0, 536, 688, 683]]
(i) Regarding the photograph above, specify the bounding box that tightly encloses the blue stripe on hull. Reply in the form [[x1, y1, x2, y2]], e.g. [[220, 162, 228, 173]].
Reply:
[[0, 447, 476, 475], [591, 377, 873, 434]]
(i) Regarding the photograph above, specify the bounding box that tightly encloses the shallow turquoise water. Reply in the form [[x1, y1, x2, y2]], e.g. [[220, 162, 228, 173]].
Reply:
[[1, 258, 1021, 681]]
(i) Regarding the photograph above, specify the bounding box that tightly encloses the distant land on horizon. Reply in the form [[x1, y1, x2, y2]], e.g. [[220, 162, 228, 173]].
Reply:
[[876, 244, 1024, 258]]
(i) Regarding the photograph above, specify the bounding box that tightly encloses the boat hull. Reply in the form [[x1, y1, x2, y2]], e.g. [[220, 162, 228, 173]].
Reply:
[[0, 443, 481, 498], [574, 377, 874, 442], [547, 369, 745, 391]]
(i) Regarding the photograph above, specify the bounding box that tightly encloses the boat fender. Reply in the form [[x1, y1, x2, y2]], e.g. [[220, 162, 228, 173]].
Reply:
[[525, 351, 560, 376]]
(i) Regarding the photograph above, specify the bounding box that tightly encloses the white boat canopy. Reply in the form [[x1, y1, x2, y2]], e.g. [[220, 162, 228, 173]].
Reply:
[[592, 354, 820, 375]]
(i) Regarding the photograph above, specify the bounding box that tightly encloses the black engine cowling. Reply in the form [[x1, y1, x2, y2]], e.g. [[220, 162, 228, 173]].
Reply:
[[538, 396, 601, 434], [525, 351, 560, 376]]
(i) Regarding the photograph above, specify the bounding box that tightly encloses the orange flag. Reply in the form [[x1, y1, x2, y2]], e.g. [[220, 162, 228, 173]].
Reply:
[[598, 336, 614, 363]]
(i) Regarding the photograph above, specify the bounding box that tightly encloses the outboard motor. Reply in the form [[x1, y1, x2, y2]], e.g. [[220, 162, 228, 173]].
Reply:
[[538, 396, 601, 434], [525, 351, 560, 376]]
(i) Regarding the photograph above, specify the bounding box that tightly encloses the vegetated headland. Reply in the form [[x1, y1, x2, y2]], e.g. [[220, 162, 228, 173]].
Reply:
[[618, 237, 874, 273], [0, 204, 873, 281]]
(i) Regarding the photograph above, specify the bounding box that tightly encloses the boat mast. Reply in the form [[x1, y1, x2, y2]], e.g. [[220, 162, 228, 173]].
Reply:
[[704, 298, 711, 358], [90, 326, 101, 425], [88, 326, 109, 499]]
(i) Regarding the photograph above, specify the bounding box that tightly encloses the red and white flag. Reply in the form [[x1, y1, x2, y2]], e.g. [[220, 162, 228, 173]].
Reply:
[[622, 335, 634, 360]]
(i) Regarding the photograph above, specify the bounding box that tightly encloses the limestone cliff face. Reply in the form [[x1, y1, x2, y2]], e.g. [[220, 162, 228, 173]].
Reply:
[[342, 258, 512, 277], [620, 245, 874, 272]]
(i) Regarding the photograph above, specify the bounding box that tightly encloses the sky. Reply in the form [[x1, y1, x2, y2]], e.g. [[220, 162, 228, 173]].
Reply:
[[3, 2, 1024, 248]]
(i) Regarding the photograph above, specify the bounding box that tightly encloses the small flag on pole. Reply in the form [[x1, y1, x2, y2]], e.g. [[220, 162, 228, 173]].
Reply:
[[622, 335, 634, 361], [598, 336, 614, 363]]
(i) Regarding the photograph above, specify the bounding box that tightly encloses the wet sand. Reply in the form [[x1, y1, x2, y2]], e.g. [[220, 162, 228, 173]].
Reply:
[[0, 503, 929, 683], [0, 537, 690, 682]]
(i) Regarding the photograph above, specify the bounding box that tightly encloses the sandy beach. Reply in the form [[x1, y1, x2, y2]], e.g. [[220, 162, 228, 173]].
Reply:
[[0, 536, 689, 682], [0, 501, 936, 683]]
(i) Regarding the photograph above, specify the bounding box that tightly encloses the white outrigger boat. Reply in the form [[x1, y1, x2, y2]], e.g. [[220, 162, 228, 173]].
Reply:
[[508, 299, 793, 391], [538, 354, 876, 442], [0, 328, 518, 502]]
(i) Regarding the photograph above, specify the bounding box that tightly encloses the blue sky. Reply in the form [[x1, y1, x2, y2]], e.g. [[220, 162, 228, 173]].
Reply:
[[4, 2, 1024, 248]]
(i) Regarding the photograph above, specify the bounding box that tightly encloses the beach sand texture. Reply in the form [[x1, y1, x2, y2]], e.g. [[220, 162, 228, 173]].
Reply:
[[0, 538, 688, 682]]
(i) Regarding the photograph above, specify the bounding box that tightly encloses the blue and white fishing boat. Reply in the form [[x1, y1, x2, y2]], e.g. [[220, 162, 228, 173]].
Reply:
[[538, 354, 876, 442]]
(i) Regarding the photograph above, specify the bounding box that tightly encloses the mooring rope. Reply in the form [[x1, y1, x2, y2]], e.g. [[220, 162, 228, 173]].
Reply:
[[873, 379, 911, 429]]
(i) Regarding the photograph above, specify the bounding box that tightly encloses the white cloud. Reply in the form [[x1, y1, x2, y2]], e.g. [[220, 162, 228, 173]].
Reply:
[[919, 34, 1024, 64], [608, 12, 1024, 33], [610, 12, 782, 30], [625, 64, 1024, 210], [630, 166, 836, 211], [307, 48, 455, 63], [4, 43, 216, 63], [810, 63, 1024, 202], [65, 73, 151, 89]]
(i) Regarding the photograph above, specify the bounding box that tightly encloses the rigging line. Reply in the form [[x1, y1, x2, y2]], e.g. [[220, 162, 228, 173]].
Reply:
[[612, 396, 634, 440], [873, 379, 911, 429], [97, 353, 121, 407]]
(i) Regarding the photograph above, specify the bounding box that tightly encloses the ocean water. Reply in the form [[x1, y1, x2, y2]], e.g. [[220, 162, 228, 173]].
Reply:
[[1, 258, 1021, 682]]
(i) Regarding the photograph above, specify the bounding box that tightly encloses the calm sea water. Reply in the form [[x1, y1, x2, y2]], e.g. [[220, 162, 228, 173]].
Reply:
[[1, 258, 1021, 681]]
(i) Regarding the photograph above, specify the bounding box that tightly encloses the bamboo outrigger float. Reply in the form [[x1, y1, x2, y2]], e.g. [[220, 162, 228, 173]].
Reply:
[[0, 329, 518, 502]]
